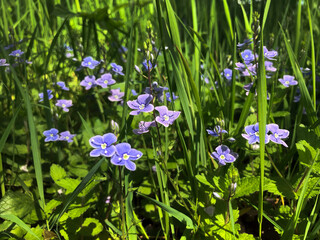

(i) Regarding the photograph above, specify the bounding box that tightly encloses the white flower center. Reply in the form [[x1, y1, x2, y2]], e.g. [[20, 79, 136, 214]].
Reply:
[[139, 104, 145, 110], [66, 136, 69, 140], [285, 81, 289, 85], [164, 115, 169, 121], [255, 132, 259, 136], [114, 95, 118, 99], [123, 153, 129, 160], [16, 53, 20, 56], [88, 82, 92, 85], [50, 134, 53, 137], [88, 62, 91, 65], [104, 80, 108, 84], [101, 143, 107, 149], [274, 133, 278, 138], [245, 55, 248, 58], [62, 104, 66, 107], [220, 154, 225, 160]]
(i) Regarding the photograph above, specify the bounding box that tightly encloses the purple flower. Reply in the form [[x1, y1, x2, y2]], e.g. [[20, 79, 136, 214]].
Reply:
[[133, 121, 156, 135], [131, 89, 138, 96], [222, 68, 232, 80], [0, 59, 9, 66], [155, 106, 181, 127], [207, 126, 228, 137], [9, 50, 24, 57], [267, 123, 289, 147], [241, 49, 255, 64], [89, 133, 117, 157], [145, 82, 166, 102], [110, 63, 124, 76], [166, 92, 178, 102], [81, 56, 100, 69], [39, 90, 53, 102], [235, 62, 246, 72], [55, 99, 72, 112], [242, 64, 257, 76], [96, 73, 116, 88], [265, 61, 277, 72], [263, 46, 278, 61], [278, 75, 298, 87], [57, 81, 69, 91], [127, 94, 154, 115], [142, 59, 155, 70], [134, 65, 141, 73], [108, 88, 124, 102], [210, 145, 238, 166], [43, 128, 59, 142], [59, 131, 76, 143], [201, 75, 210, 84], [80, 75, 96, 90], [64, 44, 73, 51], [110, 143, 143, 171], [242, 123, 269, 144], [237, 38, 253, 49]]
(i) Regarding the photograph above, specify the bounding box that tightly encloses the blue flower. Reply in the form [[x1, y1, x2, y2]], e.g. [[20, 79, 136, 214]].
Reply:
[[110, 143, 143, 171], [210, 145, 238, 166], [57, 81, 69, 91], [166, 92, 178, 102], [278, 75, 298, 87], [142, 59, 155, 70], [263, 46, 278, 61], [81, 56, 100, 69], [89, 133, 117, 157], [39, 90, 53, 102], [55, 99, 73, 112], [133, 121, 156, 135], [108, 88, 124, 102], [110, 63, 124, 76], [59, 131, 76, 143], [96, 73, 116, 88], [0, 59, 9, 66], [80, 75, 96, 90], [127, 94, 154, 115], [241, 49, 255, 64], [267, 124, 289, 147], [242, 123, 269, 144], [237, 38, 253, 49], [43, 128, 59, 142], [222, 68, 232, 81], [155, 106, 181, 127], [9, 50, 24, 57], [207, 126, 228, 137], [131, 89, 138, 96]]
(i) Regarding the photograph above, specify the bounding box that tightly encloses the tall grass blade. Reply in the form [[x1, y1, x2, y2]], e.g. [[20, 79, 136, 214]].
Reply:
[[0, 214, 41, 240], [280, 25, 320, 136]]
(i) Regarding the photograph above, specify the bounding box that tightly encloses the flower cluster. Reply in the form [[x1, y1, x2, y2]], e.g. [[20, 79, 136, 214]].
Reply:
[[43, 128, 76, 143], [242, 123, 289, 147], [89, 133, 142, 171], [207, 124, 238, 166]]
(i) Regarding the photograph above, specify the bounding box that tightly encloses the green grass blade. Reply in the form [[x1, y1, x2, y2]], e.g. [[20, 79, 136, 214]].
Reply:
[[261, 0, 271, 31], [137, 193, 194, 230], [222, 0, 234, 42], [77, 112, 94, 137], [257, 31, 267, 239], [294, 0, 302, 55], [0, 214, 41, 240], [281, 150, 320, 239], [280, 24, 320, 136], [306, 0, 316, 109], [125, 172, 137, 240]]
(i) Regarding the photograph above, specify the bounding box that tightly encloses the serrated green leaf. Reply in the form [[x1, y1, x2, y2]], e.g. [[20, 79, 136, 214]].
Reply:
[[234, 177, 260, 198], [273, 111, 290, 118], [56, 178, 81, 194], [50, 164, 67, 182]]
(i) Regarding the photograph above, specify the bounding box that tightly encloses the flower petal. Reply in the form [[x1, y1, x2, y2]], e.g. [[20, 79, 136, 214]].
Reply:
[[115, 143, 131, 155], [103, 133, 117, 146], [125, 161, 136, 171]]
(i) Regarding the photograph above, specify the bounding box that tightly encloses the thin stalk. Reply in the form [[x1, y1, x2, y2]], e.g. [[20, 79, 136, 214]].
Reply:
[[119, 167, 127, 239]]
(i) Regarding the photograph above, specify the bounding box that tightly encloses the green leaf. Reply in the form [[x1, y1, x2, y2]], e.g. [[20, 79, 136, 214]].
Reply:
[[234, 177, 260, 199], [50, 164, 67, 182], [195, 174, 214, 188], [77, 218, 103, 236]]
